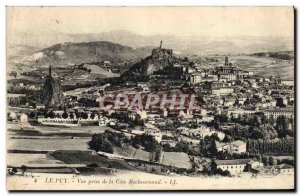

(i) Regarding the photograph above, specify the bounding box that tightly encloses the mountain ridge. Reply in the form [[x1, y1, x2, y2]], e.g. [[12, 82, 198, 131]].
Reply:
[[21, 41, 152, 67], [11, 30, 294, 55]]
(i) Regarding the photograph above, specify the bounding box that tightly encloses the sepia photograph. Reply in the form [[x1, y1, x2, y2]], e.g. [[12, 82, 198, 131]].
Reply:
[[6, 6, 295, 190]]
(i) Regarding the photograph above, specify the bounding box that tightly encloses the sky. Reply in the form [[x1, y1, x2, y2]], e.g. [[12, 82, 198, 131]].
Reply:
[[7, 7, 294, 45]]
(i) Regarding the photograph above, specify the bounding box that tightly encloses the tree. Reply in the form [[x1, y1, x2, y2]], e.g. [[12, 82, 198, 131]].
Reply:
[[215, 168, 223, 175], [261, 115, 268, 124], [151, 168, 156, 173], [88, 134, 113, 153], [43, 110, 49, 118], [255, 154, 262, 163], [62, 112, 68, 119], [222, 135, 233, 143], [276, 116, 289, 138], [162, 143, 172, 151], [261, 124, 277, 139], [49, 111, 55, 119], [209, 140, 218, 157], [269, 115, 275, 126], [78, 98, 96, 107], [131, 134, 158, 152], [221, 170, 231, 177], [211, 133, 220, 142], [269, 156, 277, 166], [175, 140, 190, 153], [90, 113, 96, 119], [249, 127, 264, 140], [29, 112, 36, 119], [21, 165, 27, 175], [81, 112, 88, 119], [69, 112, 75, 119], [262, 156, 269, 166], [199, 135, 219, 158], [252, 115, 262, 126], [154, 147, 162, 162]]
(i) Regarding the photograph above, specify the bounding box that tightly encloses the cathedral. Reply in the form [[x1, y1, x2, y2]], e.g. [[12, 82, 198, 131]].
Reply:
[[42, 66, 64, 108]]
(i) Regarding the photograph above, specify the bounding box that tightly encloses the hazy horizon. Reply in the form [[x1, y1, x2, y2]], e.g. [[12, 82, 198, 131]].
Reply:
[[7, 7, 294, 47]]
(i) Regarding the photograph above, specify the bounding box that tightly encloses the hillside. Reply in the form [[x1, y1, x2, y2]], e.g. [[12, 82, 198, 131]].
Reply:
[[81, 63, 120, 78], [22, 41, 151, 66]]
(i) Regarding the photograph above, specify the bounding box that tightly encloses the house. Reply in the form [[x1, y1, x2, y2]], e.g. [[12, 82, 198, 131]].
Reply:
[[211, 87, 234, 96], [231, 140, 247, 154], [212, 159, 250, 175], [212, 159, 261, 175], [19, 113, 28, 123], [186, 66, 197, 74], [160, 140, 176, 148], [277, 164, 294, 175], [190, 73, 202, 84], [252, 164, 294, 176], [216, 140, 247, 154], [281, 80, 294, 86], [223, 98, 235, 107], [8, 112, 17, 121], [98, 116, 111, 126], [216, 142, 228, 152]]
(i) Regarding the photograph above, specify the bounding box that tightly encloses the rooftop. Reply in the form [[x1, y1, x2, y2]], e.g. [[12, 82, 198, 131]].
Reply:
[[232, 140, 246, 147], [214, 159, 253, 165]]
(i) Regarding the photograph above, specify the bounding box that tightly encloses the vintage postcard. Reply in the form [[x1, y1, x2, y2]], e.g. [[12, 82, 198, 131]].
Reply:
[[6, 7, 295, 190]]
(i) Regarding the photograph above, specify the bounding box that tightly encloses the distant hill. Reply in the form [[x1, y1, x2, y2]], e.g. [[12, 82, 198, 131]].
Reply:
[[21, 41, 151, 67], [11, 30, 294, 56], [251, 51, 294, 60]]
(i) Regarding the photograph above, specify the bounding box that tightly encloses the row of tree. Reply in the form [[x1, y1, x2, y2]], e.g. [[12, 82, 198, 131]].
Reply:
[[247, 138, 294, 156]]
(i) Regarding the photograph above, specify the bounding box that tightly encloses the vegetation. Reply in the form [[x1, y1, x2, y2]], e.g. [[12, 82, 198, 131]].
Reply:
[[88, 130, 129, 153], [88, 134, 114, 153], [131, 134, 158, 152], [51, 151, 135, 170], [247, 138, 294, 156], [199, 135, 218, 158], [215, 168, 231, 177], [252, 51, 293, 60]]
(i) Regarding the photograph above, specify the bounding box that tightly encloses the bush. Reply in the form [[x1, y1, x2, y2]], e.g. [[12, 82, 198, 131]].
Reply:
[[221, 170, 231, 177], [215, 168, 223, 175], [131, 134, 157, 152], [88, 134, 114, 153], [62, 112, 68, 119], [49, 111, 55, 119], [87, 163, 99, 167]]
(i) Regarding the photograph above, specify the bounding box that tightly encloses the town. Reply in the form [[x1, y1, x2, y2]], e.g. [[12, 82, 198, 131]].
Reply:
[[7, 41, 294, 178]]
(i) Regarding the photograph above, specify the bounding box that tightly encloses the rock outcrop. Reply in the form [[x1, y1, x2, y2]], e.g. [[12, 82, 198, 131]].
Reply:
[[121, 41, 175, 80], [42, 66, 64, 108]]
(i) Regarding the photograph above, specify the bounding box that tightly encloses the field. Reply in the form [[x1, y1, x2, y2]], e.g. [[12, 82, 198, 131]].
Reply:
[[8, 138, 91, 151], [50, 151, 136, 171], [161, 152, 192, 169], [7, 153, 64, 166], [231, 55, 294, 80], [113, 146, 150, 161], [83, 64, 120, 77]]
